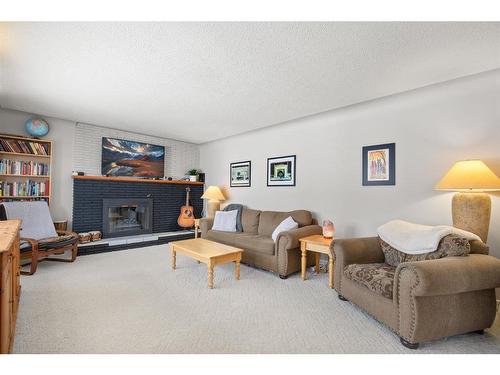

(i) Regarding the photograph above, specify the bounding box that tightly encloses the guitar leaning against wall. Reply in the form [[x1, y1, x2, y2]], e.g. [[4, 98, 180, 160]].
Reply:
[[177, 187, 195, 228]]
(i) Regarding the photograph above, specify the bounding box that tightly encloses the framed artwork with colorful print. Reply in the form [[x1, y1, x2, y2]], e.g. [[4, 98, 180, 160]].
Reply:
[[362, 143, 395, 186]]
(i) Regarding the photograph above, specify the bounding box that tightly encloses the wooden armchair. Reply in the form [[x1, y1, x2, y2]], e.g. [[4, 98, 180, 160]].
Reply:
[[0, 201, 78, 275]]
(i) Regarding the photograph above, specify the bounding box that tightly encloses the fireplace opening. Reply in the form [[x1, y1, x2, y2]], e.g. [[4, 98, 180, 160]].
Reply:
[[102, 198, 153, 238]]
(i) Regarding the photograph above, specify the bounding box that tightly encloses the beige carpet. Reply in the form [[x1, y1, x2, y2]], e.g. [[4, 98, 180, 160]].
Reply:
[[13, 245, 500, 354]]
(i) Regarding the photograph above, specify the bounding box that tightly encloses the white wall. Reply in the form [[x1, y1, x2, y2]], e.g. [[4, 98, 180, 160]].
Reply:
[[0, 108, 200, 227], [200, 69, 500, 258]]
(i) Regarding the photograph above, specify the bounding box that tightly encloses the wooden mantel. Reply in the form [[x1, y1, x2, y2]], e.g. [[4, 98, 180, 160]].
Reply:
[[72, 175, 204, 185]]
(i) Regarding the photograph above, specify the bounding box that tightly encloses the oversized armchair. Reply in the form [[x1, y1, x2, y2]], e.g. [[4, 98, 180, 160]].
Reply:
[[332, 237, 500, 349], [0, 201, 78, 275]]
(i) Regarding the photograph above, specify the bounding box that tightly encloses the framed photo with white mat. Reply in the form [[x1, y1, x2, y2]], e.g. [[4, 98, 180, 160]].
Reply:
[[230, 160, 251, 187], [267, 155, 296, 187]]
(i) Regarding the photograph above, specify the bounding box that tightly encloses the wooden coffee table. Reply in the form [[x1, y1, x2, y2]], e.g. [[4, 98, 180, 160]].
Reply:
[[169, 238, 243, 289]]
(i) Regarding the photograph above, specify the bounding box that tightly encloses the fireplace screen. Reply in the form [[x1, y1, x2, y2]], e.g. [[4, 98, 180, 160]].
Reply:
[[102, 199, 152, 238]]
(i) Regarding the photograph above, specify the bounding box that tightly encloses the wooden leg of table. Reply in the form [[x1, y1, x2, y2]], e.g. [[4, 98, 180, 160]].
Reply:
[[171, 247, 176, 270], [208, 260, 214, 289], [235, 255, 241, 280], [315, 253, 320, 274], [328, 255, 334, 289], [301, 242, 307, 281]]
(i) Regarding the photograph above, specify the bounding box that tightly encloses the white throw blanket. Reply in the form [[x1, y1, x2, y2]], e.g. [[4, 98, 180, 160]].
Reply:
[[377, 220, 482, 255]]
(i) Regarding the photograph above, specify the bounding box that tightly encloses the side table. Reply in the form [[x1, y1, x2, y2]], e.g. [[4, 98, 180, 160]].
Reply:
[[299, 234, 334, 288]]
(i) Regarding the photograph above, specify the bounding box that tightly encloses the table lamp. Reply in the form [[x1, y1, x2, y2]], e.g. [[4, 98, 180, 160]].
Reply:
[[201, 185, 226, 218], [435, 160, 500, 242]]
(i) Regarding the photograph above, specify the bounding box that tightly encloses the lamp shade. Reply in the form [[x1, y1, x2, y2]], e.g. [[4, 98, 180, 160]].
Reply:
[[201, 185, 226, 201], [435, 160, 500, 192]]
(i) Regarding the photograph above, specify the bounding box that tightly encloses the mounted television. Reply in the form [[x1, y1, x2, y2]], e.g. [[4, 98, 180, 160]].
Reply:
[[101, 137, 165, 178]]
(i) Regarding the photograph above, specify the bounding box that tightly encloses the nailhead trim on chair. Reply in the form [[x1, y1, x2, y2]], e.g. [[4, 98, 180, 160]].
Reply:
[[397, 265, 420, 343]]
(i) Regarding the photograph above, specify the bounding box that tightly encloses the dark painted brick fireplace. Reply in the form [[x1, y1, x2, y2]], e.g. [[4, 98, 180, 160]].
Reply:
[[72, 178, 203, 236]]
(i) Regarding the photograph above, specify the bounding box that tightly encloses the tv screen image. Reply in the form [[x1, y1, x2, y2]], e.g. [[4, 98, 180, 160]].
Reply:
[[101, 137, 165, 178]]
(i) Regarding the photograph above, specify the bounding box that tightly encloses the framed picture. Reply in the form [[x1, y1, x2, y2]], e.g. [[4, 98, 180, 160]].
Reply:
[[267, 155, 296, 186], [362, 143, 395, 186], [230, 161, 251, 187], [101, 137, 165, 178]]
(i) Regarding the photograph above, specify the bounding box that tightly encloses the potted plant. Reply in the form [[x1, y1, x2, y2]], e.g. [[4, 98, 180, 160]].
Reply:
[[188, 169, 199, 182]]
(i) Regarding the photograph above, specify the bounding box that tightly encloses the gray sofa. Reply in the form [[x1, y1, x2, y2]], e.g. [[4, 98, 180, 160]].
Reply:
[[332, 237, 500, 349], [200, 208, 322, 278]]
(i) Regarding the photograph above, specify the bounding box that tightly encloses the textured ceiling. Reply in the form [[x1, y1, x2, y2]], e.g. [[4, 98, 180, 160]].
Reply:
[[0, 22, 499, 143]]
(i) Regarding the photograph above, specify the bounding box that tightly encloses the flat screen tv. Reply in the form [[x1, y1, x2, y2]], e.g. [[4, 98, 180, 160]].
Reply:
[[101, 137, 165, 178]]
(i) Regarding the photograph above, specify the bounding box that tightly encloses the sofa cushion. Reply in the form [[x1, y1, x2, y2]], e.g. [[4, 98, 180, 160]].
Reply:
[[241, 208, 261, 234], [258, 210, 312, 237], [344, 263, 395, 299], [20, 233, 78, 252], [380, 234, 471, 267], [205, 230, 244, 247], [232, 234, 275, 255], [205, 230, 275, 255]]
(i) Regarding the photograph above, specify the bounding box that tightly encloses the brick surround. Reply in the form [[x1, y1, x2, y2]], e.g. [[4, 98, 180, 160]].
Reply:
[[73, 178, 203, 236]]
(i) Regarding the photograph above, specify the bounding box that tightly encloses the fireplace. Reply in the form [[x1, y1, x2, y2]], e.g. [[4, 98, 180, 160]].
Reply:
[[102, 198, 153, 238]]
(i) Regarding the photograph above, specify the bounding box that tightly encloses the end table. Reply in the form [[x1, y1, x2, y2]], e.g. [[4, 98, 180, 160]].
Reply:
[[299, 234, 334, 288]]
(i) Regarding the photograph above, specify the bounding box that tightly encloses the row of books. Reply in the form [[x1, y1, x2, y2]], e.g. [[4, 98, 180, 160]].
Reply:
[[0, 159, 50, 176], [0, 197, 49, 202], [0, 180, 50, 197], [0, 138, 50, 155]]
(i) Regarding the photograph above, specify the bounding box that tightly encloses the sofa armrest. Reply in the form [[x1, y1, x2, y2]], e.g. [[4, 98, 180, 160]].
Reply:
[[394, 254, 500, 299], [199, 218, 214, 238], [276, 224, 322, 251]]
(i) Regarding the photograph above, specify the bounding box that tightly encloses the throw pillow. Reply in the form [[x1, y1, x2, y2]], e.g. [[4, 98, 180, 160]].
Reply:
[[271, 216, 298, 242], [212, 210, 238, 232], [224, 204, 243, 232], [380, 234, 470, 267]]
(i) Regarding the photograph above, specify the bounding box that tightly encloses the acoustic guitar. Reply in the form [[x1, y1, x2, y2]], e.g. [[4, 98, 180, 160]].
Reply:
[[177, 187, 195, 228]]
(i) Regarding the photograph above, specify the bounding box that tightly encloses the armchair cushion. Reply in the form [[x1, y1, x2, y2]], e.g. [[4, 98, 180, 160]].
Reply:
[[380, 234, 470, 267], [20, 232, 78, 252], [2, 201, 57, 240], [344, 263, 396, 299]]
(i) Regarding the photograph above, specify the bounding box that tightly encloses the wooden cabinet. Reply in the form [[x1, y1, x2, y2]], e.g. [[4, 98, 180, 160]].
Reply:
[[0, 220, 21, 354]]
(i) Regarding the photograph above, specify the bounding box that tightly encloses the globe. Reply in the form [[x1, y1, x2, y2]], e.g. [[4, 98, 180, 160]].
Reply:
[[25, 118, 49, 137]]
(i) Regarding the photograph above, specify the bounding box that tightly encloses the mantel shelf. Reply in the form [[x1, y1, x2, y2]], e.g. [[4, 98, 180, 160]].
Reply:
[[72, 175, 204, 185]]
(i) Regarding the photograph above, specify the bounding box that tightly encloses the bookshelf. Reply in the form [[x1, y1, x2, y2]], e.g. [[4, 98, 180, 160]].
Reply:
[[0, 134, 52, 205]]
